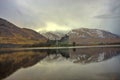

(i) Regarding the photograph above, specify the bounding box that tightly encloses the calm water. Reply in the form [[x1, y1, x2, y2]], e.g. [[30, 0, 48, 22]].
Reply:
[[0, 47, 120, 80]]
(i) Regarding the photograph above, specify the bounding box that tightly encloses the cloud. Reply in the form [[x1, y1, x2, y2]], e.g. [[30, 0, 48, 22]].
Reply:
[[95, 14, 120, 19], [95, 0, 120, 19], [94, 0, 120, 35], [16, 0, 107, 29], [0, 0, 120, 35]]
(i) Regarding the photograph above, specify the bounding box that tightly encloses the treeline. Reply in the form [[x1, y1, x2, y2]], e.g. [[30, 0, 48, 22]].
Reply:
[[22, 40, 71, 47]]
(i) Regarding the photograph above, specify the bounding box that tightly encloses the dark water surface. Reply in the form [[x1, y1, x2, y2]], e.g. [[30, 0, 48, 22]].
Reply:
[[0, 47, 120, 80]]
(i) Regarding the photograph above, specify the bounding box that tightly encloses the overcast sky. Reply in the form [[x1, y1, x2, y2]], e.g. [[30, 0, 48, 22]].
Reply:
[[0, 0, 120, 35]]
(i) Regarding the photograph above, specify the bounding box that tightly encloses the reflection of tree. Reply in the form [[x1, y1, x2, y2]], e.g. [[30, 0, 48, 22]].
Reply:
[[0, 50, 47, 80], [47, 49, 70, 59]]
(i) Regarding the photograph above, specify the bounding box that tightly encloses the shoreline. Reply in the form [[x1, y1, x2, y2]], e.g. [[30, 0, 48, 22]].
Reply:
[[0, 45, 120, 51]]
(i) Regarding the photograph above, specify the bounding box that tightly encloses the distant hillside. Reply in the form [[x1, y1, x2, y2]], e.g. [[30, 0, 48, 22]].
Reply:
[[0, 18, 120, 47], [41, 31, 65, 40], [62, 28, 120, 45], [0, 18, 47, 45], [41, 28, 120, 46]]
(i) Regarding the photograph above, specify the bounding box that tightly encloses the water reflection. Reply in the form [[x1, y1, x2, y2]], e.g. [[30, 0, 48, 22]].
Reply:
[[69, 48, 120, 63], [0, 47, 120, 80], [0, 50, 47, 80]]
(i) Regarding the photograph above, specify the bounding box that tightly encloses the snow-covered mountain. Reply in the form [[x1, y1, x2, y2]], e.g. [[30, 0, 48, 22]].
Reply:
[[40, 28, 120, 45], [68, 28, 119, 38], [67, 28, 120, 45], [41, 31, 65, 40]]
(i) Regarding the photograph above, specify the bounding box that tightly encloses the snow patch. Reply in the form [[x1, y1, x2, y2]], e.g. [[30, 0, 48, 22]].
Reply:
[[96, 30, 104, 38], [79, 34, 86, 38]]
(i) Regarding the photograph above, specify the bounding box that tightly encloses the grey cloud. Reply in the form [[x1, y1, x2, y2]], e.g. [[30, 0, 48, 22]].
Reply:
[[0, 0, 120, 35], [95, 14, 120, 19], [94, 0, 120, 35], [95, 0, 120, 19]]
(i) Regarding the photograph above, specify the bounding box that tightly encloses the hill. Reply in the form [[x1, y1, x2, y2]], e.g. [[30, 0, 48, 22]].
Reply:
[[0, 18, 47, 46], [63, 28, 120, 45]]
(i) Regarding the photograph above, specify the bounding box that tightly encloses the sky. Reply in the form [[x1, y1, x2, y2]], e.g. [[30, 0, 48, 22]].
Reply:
[[0, 0, 120, 35]]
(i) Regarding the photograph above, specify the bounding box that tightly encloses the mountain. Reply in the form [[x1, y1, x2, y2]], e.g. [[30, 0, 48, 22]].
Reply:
[[41, 31, 65, 40], [66, 28, 120, 45], [68, 28, 119, 38], [0, 18, 47, 45]]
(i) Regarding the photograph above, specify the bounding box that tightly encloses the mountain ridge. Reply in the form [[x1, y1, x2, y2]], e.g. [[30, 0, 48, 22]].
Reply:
[[67, 28, 120, 45], [68, 28, 119, 38], [0, 18, 47, 45], [0, 18, 120, 46], [41, 31, 65, 40]]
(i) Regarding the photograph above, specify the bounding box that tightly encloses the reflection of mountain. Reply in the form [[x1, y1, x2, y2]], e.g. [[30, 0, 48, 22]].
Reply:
[[0, 50, 47, 80], [0, 47, 120, 80], [43, 49, 69, 62], [42, 48, 120, 64], [69, 48, 120, 63]]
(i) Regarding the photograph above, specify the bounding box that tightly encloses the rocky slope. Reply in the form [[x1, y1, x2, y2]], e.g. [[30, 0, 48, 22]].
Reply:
[[0, 18, 47, 45], [67, 28, 120, 45]]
